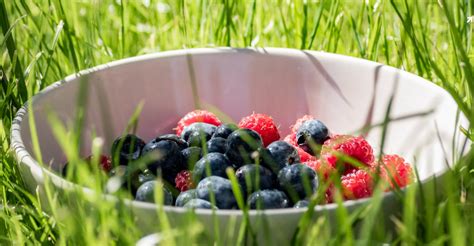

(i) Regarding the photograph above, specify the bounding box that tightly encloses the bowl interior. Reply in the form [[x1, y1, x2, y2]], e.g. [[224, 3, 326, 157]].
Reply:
[[18, 48, 468, 182]]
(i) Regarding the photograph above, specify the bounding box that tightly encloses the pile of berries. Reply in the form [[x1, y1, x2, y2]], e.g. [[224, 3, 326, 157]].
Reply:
[[63, 110, 413, 209]]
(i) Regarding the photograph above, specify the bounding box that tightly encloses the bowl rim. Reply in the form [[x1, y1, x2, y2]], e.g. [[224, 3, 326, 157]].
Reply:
[[10, 47, 463, 216]]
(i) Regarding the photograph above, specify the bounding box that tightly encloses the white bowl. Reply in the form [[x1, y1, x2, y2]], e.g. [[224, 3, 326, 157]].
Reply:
[[11, 48, 469, 244]]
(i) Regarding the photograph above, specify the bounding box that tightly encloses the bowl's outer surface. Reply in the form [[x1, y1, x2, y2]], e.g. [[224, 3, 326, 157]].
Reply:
[[11, 48, 469, 244]]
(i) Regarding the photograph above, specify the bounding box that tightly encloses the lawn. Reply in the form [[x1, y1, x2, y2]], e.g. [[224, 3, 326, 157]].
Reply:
[[1, 0, 473, 245]]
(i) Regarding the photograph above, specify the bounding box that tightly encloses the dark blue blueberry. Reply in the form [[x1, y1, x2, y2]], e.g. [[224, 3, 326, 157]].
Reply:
[[278, 164, 318, 202], [183, 199, 218, 209], [142, 139, 184, 185], [296, 120, 329, 155], [175, 189, 198, 207], [255, 147, 277, 171], [135, 181, 173, 205], [293, 200, 310, 208], [187, 130, 213, 147], [212, 123, 238, 139], [225, 129, 264, 168], [193, 153, 233, 181], [181, 147, 202, 169], [181, 123, 217, 142], [128, 168, 148, 194], [266, 141, 300, 173], [235, 164, 275, 197], [247, 190, 289, 209], [138, 169, 156, 185], [111, 134, 145, 166], [154, 134, 188, 150], [196, 176, 238, 209], [207, 137, 227, 154]]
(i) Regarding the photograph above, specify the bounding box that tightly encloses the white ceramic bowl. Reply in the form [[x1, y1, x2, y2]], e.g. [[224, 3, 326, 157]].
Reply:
[[11, 48, 469, 244]]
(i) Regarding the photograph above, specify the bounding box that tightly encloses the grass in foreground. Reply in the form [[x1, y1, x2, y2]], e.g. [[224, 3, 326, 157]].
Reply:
[[1, 0, 474, 245]]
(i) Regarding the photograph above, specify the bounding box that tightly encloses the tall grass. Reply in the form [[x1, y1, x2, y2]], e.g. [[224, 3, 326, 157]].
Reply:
[[1, 0, 473, 245]]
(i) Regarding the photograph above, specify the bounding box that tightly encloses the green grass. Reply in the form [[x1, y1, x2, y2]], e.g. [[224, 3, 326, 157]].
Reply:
[[1, 0, 474, 245]]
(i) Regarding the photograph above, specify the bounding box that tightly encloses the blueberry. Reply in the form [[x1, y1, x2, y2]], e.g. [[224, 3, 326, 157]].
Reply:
[[235, 164, 275, 197], [181, 123, 217, 142], [247, 190, 289, 209], [255, 147, 277, 171], [138, 169, 156, 185], [183, 199, 218, 209], [213, 123, 238, 139], [187, 130, 213, 147], [293, 200, 310, 208], [142, 139, 184, 185], [193, 153, 233, 181], [175, 189, 198, 207], [196, 176, 238, 209], [127, 167, 146, 194], [181, 147, 202, 169], [278, 164, 318, 202], [267, 141, 300, 173], [107, 166, 154, 195], [207, 137, 227, 154], [225, 129, 264, 168], [135, 181, 173, 205], [154, 134, 188, 150], [111, 134, 145, 165], [296, 120, 329, 155]]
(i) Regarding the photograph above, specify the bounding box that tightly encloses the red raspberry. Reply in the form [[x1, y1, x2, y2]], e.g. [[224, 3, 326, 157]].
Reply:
[[175, 110, 222, 136], [321, 135, 374, 172], [175, 170, 194, 192], [304, 160, 319, 171], [325, 184, 335, 204], [296, 147, 316, 162], [290, 115, 315, 133], [85, 155, 112, 173], [305, 158, 336, 181], [238, 113, 280, 147], [341, 169, 373, 200], [283, 132, 297, 146], [304, 159, 338, 204], [377, 154, 413, 188]]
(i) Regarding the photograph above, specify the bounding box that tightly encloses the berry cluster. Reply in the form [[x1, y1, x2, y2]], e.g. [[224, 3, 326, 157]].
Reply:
[[284, 116, 413, 202], [63, 110, 413, 209]]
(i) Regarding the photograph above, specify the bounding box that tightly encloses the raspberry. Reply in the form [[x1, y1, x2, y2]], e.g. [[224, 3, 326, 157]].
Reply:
[[304, 158, 336, 181], [290, 115, 315, 133], [296, 147, 316, 162], [283, 133, 297, 146], [321, 135, 374, 172], [377, 154, 413, 188], [325, 184, 335, 204], [341, 169, 373, 200], [325, 190, 332, 204], [303, 160, 319, 171], [175, 170, 194, 192], [85, 155, 112, 173], [175, 110, 222, 136], [238, 113, 280, 147], [304, 158, 338, 204]]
